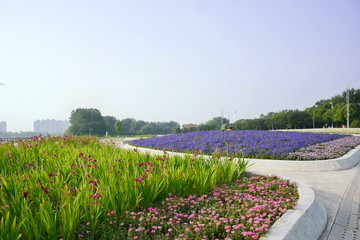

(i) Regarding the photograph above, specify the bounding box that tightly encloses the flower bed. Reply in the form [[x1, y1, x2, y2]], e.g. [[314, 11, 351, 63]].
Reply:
[[89, 175, 298, 240], [129, 130, 349, 160], [288, 136, 360, 160]]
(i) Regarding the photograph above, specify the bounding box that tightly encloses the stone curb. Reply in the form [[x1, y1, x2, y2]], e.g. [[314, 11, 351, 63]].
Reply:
[[122, 144, 328, 240], [123, 144, 360, 172], [248, 170, 327, 240]]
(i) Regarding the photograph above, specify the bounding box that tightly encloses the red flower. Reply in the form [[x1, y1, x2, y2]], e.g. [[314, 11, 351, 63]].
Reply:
[[22, 192, 28, 198], [41, 186, 49, 194]]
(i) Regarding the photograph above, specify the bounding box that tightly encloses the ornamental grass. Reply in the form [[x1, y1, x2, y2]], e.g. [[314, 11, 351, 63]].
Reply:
[[0, 135, 256, 239]]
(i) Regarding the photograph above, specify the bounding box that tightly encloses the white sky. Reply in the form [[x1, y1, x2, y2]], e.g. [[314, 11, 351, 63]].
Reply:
[[1, 0, 359, 132]]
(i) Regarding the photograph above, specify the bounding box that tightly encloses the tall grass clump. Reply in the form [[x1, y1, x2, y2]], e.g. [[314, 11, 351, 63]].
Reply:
[[0, 135, 250, 239]]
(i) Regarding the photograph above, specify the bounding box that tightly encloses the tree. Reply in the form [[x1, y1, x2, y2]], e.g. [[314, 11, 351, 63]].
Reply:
[[140, 124, 152, 135], [120, 118, 136, 135], [67, 108, 107, 136], [172, 126, 181, 134], [351, 120, 360, 128], [114, 121, 122, 135], [104, 116, 118, 136]]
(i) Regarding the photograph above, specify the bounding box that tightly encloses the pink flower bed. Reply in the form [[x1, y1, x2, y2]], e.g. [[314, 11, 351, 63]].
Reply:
[[92, 175, 299, 240]]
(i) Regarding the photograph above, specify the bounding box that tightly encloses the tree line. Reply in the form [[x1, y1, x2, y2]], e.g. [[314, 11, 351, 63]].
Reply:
[[196, 88, 360, 131], [65, 108, 180, 136], [65, 88, 360, 137]]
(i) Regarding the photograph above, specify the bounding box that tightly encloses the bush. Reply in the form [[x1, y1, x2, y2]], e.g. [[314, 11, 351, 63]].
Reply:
[[351, 120, 360, 128]]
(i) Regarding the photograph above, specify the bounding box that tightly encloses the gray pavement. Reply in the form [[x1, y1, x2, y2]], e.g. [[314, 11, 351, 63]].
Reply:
[[327, 164, 360, 240]]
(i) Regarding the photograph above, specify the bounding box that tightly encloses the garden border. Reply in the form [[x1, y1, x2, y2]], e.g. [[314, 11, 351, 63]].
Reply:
[[124, 144, 360, 172]]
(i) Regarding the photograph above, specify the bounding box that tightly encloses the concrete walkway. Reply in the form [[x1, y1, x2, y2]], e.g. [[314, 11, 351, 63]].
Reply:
[[114, 140, 360, 240], [327, 164, 360, 240]]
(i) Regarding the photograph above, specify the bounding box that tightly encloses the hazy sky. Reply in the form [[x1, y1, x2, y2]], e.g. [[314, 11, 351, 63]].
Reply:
[[1, 1, 359, 132]]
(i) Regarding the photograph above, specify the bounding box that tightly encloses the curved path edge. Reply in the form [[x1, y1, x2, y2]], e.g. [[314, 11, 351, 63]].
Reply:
[[123, 144, 360, 172], [122, 144, 327, 240], [248, 170, 327, 240]]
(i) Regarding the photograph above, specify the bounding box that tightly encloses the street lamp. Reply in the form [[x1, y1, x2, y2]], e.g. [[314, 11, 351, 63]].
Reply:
[[330, 101, 333, 128]]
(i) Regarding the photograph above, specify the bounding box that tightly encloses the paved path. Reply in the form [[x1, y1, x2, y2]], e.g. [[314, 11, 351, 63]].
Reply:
[[327, 163, 360, 240]]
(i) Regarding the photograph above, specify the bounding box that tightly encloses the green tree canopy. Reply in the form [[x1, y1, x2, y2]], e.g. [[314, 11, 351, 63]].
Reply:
[[172, 126, 181, 134], [67, 108, 106, 136], [104, 116, 118, 136], [114, 121, 122, 135], [140, 124, 152, 135]]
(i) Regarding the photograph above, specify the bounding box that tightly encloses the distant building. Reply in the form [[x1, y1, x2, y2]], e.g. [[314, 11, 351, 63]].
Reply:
[[34, 119, 70, 135], [0, 121, 6, 132], [183, 123, 197, 129], [182, 123, 197, 132]]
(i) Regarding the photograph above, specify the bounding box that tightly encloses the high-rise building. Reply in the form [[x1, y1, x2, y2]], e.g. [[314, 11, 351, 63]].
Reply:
[[0, 121, 6, 132], [34, 119, 70, 135]]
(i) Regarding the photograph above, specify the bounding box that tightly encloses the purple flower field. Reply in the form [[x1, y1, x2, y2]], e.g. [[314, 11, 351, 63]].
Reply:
[[129, 130, 351, 160]]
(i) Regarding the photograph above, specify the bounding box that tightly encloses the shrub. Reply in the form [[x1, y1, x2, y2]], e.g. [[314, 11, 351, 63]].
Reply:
[[350, 120, 360, 128]]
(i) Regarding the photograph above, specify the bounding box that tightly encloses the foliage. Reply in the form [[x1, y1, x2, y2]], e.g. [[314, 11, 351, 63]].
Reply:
[[197, 117, 229, 131], [351, 120, 360, 128], [0, 135, 250, 239], [140, 124, 152, 135], [67, 108, 107, 136], [119, 118, 179, 135], [218, 88, 360, 131], [114, 121, 122, 135], [104, 116, 118, 136], [172, 126, 181, 134], [305, 88, 360, 128]]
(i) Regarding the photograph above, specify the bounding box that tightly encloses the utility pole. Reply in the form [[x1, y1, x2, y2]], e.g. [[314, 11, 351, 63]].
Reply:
[[220, 108, 224, 130], [346, 87, 350, 128], [330, 100, 333, 128]]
